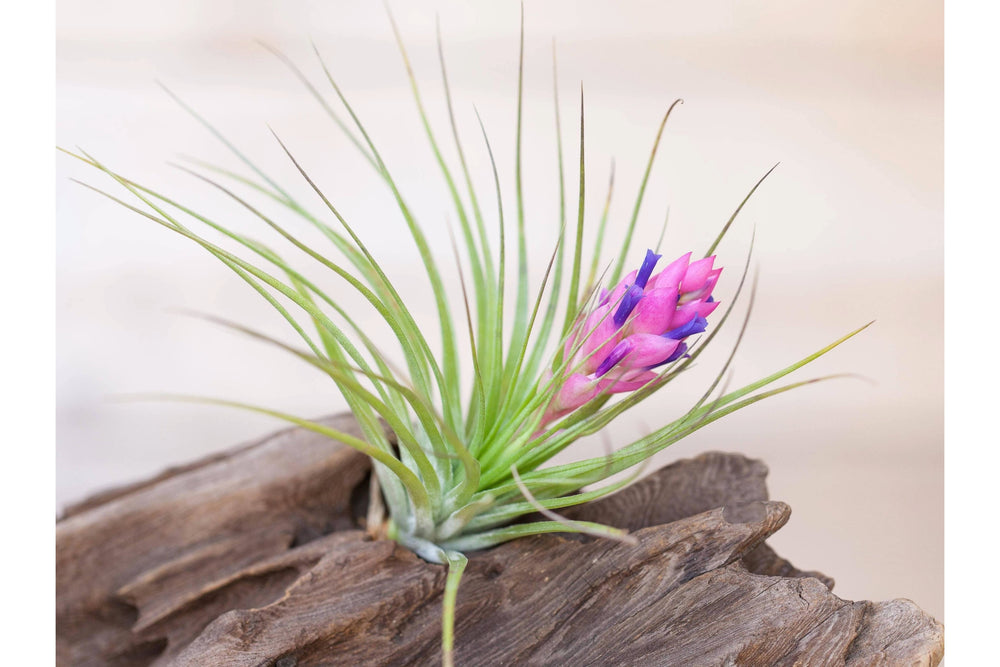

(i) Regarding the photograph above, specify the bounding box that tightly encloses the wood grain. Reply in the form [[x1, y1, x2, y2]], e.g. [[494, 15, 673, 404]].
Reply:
[[57, 414, 943, 666]]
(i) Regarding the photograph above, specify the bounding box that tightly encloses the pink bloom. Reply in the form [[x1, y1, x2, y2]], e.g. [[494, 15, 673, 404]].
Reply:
[[541, 249, 721, 426]]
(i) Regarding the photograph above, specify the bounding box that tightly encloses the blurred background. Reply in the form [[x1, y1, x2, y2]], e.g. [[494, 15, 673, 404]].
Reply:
[[57, 1, 943, 622]]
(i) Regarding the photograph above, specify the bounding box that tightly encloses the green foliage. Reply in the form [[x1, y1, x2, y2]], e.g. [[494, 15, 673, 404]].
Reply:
[[63, 9, 869, 664]]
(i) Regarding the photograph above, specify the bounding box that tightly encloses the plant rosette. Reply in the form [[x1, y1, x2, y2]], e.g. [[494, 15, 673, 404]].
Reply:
[[62, 9, 870, 666]]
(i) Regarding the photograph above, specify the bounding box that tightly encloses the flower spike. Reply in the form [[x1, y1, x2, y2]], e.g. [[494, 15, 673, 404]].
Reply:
[[542, 249, 722, 426]]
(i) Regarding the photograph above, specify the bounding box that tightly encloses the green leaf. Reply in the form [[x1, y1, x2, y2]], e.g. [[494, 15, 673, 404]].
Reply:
[[561, 86, 587, 337], [502, 5, 532, 395], [610, 98, 684, 283], [704, 163, 778, 257], [310, 41, 464, 432]]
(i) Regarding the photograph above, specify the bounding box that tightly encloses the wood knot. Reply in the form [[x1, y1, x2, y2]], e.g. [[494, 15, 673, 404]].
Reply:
[[483, 562, 504, 580]]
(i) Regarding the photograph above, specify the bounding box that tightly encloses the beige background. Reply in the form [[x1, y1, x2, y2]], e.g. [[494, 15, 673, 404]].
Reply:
[[57, 1, 943, 624]]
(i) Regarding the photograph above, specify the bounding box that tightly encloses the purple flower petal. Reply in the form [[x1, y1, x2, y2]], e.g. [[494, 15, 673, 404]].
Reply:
[[664, 341, 689, 363], [595, 339, 633, 377], [613, 284, 645, 327], [635, 249, 662, 289], [664, 315, 708, 340], [606, 270, 637, 309], [646, 342, 688, 369]]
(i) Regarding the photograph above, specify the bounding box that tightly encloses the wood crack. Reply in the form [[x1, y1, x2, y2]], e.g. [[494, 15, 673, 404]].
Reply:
[[56, 414, 944, 667]]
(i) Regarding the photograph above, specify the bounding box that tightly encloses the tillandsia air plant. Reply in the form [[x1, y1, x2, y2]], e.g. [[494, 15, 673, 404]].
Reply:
[[63, 8, 870, 666]]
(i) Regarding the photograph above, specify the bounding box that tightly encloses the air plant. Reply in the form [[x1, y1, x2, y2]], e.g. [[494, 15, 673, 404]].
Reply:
[[61, 8, 869, 666]]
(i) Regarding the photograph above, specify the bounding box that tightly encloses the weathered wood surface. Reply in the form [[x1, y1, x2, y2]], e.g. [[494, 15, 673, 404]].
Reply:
[[57, 415, 943, 666]]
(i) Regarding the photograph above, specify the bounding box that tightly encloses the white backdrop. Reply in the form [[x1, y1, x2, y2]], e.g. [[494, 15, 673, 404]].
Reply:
[[57, 0, 943, 622]]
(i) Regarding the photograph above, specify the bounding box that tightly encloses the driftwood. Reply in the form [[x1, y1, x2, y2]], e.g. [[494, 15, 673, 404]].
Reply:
[[57, 414, 943, 666]]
